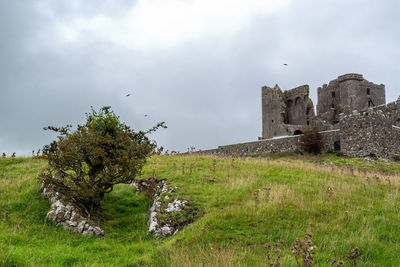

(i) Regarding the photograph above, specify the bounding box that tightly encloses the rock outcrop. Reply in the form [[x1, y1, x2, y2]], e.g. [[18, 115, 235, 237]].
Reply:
[[132, 178, 196, 237], [41, 182, 105, 236]]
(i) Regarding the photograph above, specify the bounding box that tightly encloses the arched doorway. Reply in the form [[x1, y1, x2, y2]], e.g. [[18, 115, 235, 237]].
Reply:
[[293, 130, 303, 135]]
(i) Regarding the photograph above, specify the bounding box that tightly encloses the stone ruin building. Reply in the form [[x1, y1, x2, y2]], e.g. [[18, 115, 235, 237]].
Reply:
[[202, 73, 400, 160], [261, 73, 385, 139]]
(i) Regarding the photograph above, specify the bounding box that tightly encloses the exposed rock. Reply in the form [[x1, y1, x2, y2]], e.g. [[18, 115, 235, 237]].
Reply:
[[41, 181, 105, 236], [132, 178, 196, 237]]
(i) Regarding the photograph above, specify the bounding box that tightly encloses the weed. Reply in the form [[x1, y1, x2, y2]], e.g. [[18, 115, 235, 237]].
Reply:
[[253, 189, 260, 205], [331, 258, 344, 266], [291, 233, 316, 267], [345, 247, 360, 267], [326, 186, 334, 201], [264, 240, 283, 267], [190, 162, 194, 175], [213, 159, 216, 173], [263, 187, 272, 203]]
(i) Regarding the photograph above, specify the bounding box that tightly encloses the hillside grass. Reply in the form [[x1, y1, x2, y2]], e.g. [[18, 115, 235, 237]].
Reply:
[[1, 154, 400, 266]]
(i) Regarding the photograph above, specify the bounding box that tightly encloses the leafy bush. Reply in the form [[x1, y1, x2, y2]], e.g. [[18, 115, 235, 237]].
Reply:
[[300, 126, 323, 154], [39, 106, 166, 218]]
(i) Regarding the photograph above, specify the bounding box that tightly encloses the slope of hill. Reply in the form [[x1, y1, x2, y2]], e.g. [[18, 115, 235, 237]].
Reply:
[[1, 154, 400, 266]]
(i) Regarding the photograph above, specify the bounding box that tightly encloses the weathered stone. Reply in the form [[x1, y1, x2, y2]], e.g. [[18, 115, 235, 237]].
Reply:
[[41, 181, 105, 236], [134, 179, 193, 237], [261, 73, 385, 140], [200, 73, 400, 160]]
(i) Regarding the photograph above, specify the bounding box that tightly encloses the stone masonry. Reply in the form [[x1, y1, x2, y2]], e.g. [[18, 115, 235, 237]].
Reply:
[[201, 74, 400, 160]]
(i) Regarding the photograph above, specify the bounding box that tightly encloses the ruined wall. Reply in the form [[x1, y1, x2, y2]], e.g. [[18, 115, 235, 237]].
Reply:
[[317, 80, 340, 124], [206, 130, 340, 156], [201, 74, 399, 160], [340, 100, 400, 159], [261, 85, 287, 139], [317, 74, 385, 125], [261, 84, 315, 139], [284, 85, 315, 126]]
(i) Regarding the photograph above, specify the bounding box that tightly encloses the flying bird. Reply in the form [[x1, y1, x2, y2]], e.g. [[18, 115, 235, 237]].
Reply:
[[126, 94, 131, 97], [144, 114, 148, 117], [283, 63, 288, 66]]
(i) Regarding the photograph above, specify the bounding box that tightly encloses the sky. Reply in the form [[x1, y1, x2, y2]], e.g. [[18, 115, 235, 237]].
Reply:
[[1, 0, 399, 155]]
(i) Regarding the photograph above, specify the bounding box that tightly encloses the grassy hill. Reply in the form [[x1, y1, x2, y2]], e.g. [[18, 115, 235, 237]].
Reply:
[[1, 154, 400, 266]]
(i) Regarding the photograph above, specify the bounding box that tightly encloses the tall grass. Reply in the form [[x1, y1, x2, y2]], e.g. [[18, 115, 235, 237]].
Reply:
[[1, 154, 400, 266]]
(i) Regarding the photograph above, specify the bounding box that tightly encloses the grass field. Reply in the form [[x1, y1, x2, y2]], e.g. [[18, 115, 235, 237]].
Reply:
[[1, 154, 400, 266]]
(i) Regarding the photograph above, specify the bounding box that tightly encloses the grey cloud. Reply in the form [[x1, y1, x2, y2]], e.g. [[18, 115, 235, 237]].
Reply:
[[1, 0, 399, 155]]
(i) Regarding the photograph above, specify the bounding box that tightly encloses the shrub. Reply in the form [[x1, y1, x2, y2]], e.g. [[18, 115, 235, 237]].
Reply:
[[300, 127, 323, 154], [39, 106, 166, 218]]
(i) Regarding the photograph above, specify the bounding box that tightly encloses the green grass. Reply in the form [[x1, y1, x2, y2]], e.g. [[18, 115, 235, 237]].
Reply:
[[1, 155, 400, 266]]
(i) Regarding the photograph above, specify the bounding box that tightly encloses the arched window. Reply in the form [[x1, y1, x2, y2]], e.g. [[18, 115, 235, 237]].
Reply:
[[332, 91, 335, 98], [295, 97, 301, 106], [367, 88, 370, 95], [287, 99, 293, 107]]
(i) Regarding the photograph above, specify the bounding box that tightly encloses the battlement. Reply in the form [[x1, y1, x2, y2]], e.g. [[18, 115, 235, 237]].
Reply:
[[338, 73, 364, 82]]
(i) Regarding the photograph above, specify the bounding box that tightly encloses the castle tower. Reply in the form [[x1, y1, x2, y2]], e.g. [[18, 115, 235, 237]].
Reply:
[[261, 85, 286, 139], [317, 73, 385, 124]]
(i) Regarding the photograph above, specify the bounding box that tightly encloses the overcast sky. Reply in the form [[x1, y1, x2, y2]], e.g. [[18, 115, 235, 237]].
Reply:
[[1, 0, 399, 155]]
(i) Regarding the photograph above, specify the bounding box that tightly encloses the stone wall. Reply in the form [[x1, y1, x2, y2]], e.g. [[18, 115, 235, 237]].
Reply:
[[340, 100, 400, 159], [202, 130, 340, 156]]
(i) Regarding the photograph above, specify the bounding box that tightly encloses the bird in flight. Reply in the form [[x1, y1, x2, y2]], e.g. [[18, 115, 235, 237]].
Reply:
[[283, 63, 288, 66], [144, 114, 148, 117], [126, 94, 131, 97]]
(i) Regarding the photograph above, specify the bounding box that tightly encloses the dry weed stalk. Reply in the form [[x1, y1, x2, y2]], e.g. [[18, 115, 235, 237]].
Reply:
[[291, 233, 316, 267], [263, 187, 272, 203], [253, 189, 260, 205], [213, 159, 216, 173], [173, 162, 177, 172], [326, 186, 334, 201], [4, 211, 8, 221], [190, 162, 194, 175], [152, 169, 156, 178], [331, 247, 359, 267], [330, 259, 344, 266], [182, 163, 185, 175], [345, 247, 360, 267], [264, 240, 284, 267]]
